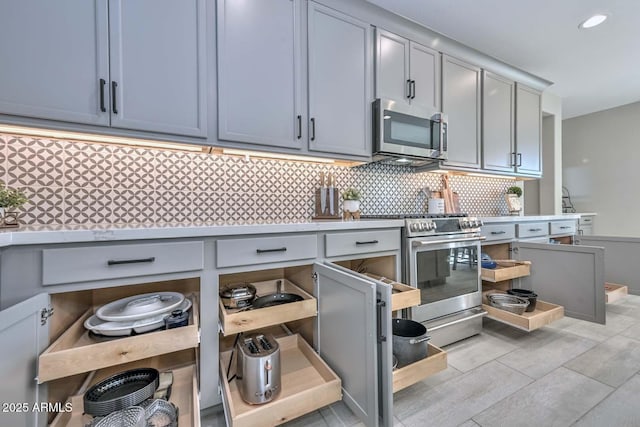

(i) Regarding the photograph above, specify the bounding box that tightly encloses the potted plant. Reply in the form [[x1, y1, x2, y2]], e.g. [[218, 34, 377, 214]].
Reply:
[[505, 186, 522, 215], [342, 188, 361, 213], [0, 182, 28, 226]]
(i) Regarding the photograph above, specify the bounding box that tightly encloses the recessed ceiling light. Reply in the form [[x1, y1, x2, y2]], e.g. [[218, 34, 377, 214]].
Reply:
[[579, 14, 608, 29]]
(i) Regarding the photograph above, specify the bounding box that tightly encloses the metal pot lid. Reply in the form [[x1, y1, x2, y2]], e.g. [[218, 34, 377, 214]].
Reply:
[[96, 292, 185, 322], [219, 283, 256, 299]]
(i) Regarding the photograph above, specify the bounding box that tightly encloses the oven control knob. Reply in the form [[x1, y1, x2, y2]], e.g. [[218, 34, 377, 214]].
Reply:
[[461, 220, 470, 229], [428, 222, 435, 230], [419, 222, 426, 231], [410, 223, 418, 232]]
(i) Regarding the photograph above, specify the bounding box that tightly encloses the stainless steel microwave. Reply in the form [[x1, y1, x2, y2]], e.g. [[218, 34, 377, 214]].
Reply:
[[372, 98, 447, 166]]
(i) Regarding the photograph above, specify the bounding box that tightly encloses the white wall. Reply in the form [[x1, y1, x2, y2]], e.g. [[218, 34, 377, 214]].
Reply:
[[563, 101, 640, 236]]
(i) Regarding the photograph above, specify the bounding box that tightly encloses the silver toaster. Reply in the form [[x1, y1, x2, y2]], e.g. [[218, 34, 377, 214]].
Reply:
[[236, 333, 281, 404]]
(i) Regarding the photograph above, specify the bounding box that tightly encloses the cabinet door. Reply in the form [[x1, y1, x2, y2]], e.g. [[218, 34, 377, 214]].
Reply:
[[0, 0, 109, 126], [315, 262, 381, 427], [409, 41, 441, 111], [513, 242, 605, 324], [375, 29, 410, 104], [0, 293, 49, 427], [308, 2, 372, 158], [217, 0, 303, 149], [441, 55, 481, 168], [482, 71, 515, 172], [109, 0, 207, 137], [515, 84, 542, 176]]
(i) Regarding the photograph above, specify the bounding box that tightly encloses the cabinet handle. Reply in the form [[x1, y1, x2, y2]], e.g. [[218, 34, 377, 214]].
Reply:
[[510, 152, 517, 167], [107, 256, 155, 266], [99, 79, 107, 112], [356, 240, 379, 245], [256, 247, 287, 254], [406, 79, 412, 98], [297, 115, 302, 139], [559, 226, 571, 229], [410, 80, 416, 99], [529, 228, 542, 232], [491, 231, 506, 235], [376, 299, 386, 343], [517, 153, 522, 167], [310, 118, 316, 141], [111, 81, 118, 114]]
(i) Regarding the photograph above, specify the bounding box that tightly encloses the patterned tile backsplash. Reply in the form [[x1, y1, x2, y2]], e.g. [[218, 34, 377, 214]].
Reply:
[[0, 134, 514, 226]]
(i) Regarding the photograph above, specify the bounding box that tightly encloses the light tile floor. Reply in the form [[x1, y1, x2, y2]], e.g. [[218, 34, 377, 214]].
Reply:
[[201, 294, 640, 427]]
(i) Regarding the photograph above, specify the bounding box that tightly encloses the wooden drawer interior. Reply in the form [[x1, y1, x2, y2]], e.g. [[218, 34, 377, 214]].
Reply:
[[219, 334, 341, 427], [605, 282, 628, 303], [363, 273, 420, 311], [41, 279, 200, 384], [50, 350, 199, 427], [393, 343, 447, 393]]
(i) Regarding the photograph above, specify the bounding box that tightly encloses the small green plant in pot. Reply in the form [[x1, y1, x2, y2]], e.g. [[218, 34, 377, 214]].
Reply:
[[342, 188, 361, 213], [505, 186, 522, 215], [0, 182, 28, 227]]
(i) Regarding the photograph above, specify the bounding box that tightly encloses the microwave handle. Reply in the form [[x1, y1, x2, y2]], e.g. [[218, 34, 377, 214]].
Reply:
[[439, 114, 448, 157]]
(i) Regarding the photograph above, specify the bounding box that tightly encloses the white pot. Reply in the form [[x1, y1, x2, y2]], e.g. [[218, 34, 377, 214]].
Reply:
[[343, 199, 360, 213]]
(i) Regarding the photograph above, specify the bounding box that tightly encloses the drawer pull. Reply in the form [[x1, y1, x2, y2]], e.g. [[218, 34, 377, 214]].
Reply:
[[529, 228, 542, 232], [490, 231, 506, 235], [107, 257, 156, 266], [559, 226, 571, 229], [256, 247, 287, 254], [355, 240, 379, 245]]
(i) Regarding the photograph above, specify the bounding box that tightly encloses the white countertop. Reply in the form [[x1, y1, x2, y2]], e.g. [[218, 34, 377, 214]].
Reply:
[[0, 218, 405, 248], [479, 214, 583, 223]]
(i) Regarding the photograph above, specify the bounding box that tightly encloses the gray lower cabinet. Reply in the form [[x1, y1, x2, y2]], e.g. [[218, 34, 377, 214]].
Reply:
[[217, 0, 304, 149], [513, 241, 605, 323], [441, 55, 481, 169], [307, 2, 372, 158], [0, 0, 109, 126], [482, 71, 515, 173], [0, 293, 49, 427], [515, 84, 542, 176], [0, 0, 207, 138]]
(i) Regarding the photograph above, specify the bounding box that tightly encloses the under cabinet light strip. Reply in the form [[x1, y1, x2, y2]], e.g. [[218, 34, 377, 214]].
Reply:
[[0, 124, 205, 152], [220, 148, 336, 164]]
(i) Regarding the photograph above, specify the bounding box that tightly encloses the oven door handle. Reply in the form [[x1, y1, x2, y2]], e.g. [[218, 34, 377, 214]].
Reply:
[[411, 236, 486, 247]]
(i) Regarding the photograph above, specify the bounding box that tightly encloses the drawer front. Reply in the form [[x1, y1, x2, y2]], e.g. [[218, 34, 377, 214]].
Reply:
[[325, 229, 400, 258], [42, 241, 204, 285], [481, 224, 516, 242], [517, 222, 548, 238], [579, 216, 594, 225], [216, 234, 317, 268], [550, 220, 577, 235]]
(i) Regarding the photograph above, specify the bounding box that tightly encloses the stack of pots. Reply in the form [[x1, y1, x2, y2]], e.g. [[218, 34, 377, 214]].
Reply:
[[392, 319, 430, 368], [507, 288, 537, 312]]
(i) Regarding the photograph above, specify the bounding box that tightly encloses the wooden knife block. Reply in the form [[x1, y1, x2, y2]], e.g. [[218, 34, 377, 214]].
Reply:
[[313, 187, 341, 219]]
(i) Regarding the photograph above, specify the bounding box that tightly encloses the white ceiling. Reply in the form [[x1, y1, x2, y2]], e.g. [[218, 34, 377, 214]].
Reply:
[[367, 0, 640, 119]]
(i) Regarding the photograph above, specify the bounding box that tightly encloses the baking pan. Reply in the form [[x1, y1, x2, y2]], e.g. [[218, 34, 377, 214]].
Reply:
[[84, 368, 160, 417]]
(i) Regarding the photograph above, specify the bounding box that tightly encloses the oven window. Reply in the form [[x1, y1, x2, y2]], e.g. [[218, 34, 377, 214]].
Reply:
[[415, 246, 478, 305]]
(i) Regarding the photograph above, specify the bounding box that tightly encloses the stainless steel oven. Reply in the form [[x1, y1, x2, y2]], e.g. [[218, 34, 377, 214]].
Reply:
[[402, 216, 487, 346]]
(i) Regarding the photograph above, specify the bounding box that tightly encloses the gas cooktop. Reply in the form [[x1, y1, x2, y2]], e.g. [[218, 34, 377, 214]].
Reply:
[[362, 213, 481, 238], [361, 213, 469, 220]]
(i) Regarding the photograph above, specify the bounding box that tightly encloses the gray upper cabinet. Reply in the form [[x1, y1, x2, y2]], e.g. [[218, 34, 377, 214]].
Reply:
[[515, 83, 542, 176], [308, 2, 372, 158], [109, 0, 207, 137], [442, 55, 481, 169], [482, 71, 515, 173], [0, 0, 206, 138], [217, 0, 304, 149], [0, 293, 49, 427], [0, 0, 110, 126], [375, 29, 440, 111]]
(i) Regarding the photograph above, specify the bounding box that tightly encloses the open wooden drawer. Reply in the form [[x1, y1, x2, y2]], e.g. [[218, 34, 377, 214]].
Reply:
[[481, 260, 531, 282], [219, 279, 317, 336], [50, 350, 200, 427], [38, 294, 200, 383], [364, 273, 420, 311], [482, 291, 564, 331], [605, 282, 628, 303], [392, 343, 447, 393], [219, 334, 341, 427]]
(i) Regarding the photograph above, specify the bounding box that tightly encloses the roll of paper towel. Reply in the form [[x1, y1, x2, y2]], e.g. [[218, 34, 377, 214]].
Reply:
[[428, 198, 445, 214]]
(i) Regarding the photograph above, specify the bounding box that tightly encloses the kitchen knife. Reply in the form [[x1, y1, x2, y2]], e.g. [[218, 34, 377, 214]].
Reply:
[[328, 173, 335, 216], [320, 172, 326, 215]]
